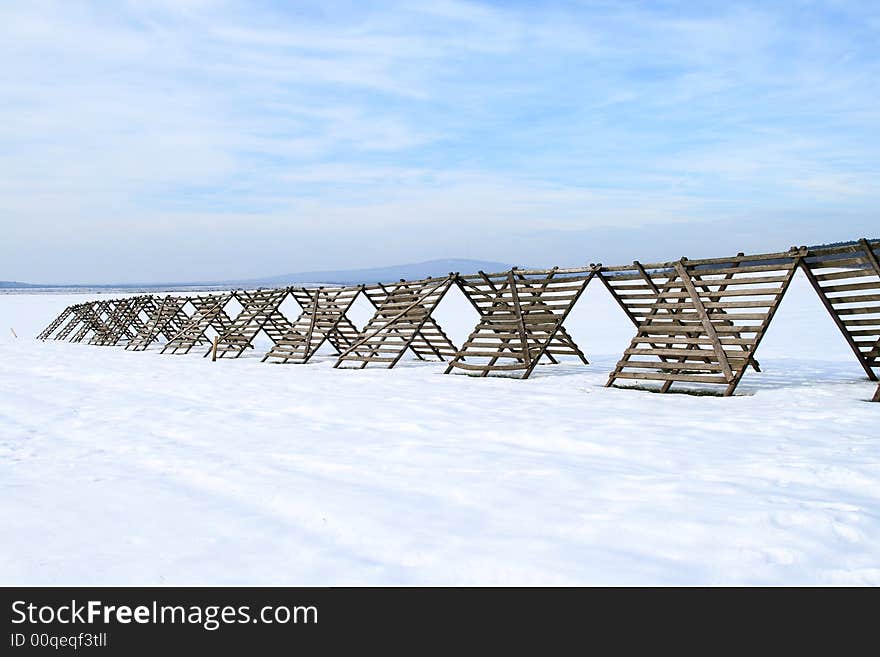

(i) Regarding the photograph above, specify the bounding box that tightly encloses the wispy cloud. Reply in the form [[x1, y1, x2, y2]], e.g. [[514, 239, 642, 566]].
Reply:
[[0, 0, 878, 282]]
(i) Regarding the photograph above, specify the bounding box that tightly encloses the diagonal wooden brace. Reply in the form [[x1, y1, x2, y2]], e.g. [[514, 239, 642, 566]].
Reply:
[[673, 261, 734, 382]]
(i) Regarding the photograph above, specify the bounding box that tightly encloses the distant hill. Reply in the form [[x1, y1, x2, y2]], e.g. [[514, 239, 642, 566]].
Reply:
[[0, 281, 41, 288], [245, 258, 518, 285], [0, 258, 521, 290]]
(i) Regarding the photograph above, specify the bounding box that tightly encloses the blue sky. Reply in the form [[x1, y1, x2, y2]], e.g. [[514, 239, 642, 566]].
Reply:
[[1, 0, 878, 283]]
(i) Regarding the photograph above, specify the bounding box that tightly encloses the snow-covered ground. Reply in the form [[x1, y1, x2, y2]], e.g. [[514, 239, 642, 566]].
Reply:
[[0, 274, 878, 585]]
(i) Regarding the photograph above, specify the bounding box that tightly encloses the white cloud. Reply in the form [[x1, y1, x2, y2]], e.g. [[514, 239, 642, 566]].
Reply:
[[1, 1, 878, 281]]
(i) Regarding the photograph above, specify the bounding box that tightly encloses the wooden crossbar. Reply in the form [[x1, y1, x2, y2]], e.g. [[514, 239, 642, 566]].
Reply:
[[262, 285, 364, 364], [597, 262, 671, 327], [447, 268, 594, 378], [799, 237, 880, 381], [606, 249, 804, 396], [334, 275, 458, 369], [208, 288, 293, 359]]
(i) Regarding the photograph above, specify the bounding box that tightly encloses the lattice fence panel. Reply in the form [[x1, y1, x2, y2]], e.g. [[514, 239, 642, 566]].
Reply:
[[606, 249, 804, 395], [447, 267, 594, 378]]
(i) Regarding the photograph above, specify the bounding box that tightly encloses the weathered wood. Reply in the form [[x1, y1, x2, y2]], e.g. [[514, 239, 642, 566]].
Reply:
[[127, 295, 192, 351], [611, 371, 729, 384], [263, 285, 364, 364], [36, 305, 76, 340], [607, 251, 802, 395], [42, 238, 880, 401], [448, 267, 594, 378], [72, 300, 113, 344], [205, 288, 292, 359], [335, 275, 458, 369], [507, 270, 533, 366], [54, 304, 90, 341], [162, 293, 234, 355], [458, 270, 559, 375], [89, 296, 155, 346], [799, 238, 880, 381]]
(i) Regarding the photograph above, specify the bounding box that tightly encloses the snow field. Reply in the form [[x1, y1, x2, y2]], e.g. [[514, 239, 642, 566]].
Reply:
[[0, 274, 878, 584]]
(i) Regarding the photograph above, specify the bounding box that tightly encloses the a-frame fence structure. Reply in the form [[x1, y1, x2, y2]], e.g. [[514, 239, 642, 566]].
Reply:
[[37, 305, 77, 340], [208, 288, 293, 359], [605, 249, 804, 396], [88, 298, 128, 346], [162, 293, 234, 355], [334, 275, 459, 369], [91, 296, 154, 347], [798, 238, 880, 382], [127, 295, 193, 351], [53, 303, 92, 341], [446, 267, 595, 378], [262, 285, 364, 364], [72, 300, 114, 344]]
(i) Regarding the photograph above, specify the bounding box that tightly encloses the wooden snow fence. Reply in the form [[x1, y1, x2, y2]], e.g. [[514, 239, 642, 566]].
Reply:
[[262, 285, 364, 364], [79, 298, 122, 346], [59, 301, 95, 344], [446, 266, 596, 378], [27, 236, 880, 403], [161, 293, 235, 355], [799, 238, 880, 382], [873, 383, 880, 402], [595, 261, 678, 328], [52, 303, 92, 341], [126, 295, 193, 351], [598, 257, 763, 375], [61, 301, 95, 344], [89, 296, 155, 346], [207, 288, 293, 359], [37, 305, 77, 340], [87, 298, 128, 346], [68, 300, 115, 344], [117, 296, 158, 346], [40, 296, 171, 347], [334, 274, 459, 369], [606, 248, 805, 395]]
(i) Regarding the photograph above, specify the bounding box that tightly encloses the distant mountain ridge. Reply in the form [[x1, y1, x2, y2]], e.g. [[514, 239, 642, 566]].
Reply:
[[0, 281, 41, 288], [0, 258, 521, 289], [246, 258, 518, 285]]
